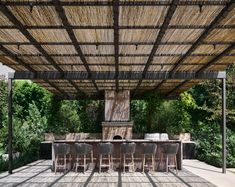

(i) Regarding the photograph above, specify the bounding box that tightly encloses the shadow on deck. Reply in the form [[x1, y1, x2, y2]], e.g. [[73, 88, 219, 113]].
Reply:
[[0, 160, 215, 187]]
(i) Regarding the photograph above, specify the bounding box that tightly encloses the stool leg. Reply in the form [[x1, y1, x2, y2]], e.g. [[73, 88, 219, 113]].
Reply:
[[159, 153, 163, 170], [142, 154, 145, 173], [55, 157, 57, 174], [166, 155, 168, 173], [120, 153, 122, 170], [69, 154, 72, 170], [123, 154, 126, 173], [64, 155, 66, 171], [132, 154, 135, 171], [91, 151, 94, 164], [108, 154, 111, 171], [75, 156, 78, 172], [99, 154, 102, 173], [152, 154, 155, 171], [174, 155, 178, 175], [84, 155, 86, 173], [111, 155, 113, 170]]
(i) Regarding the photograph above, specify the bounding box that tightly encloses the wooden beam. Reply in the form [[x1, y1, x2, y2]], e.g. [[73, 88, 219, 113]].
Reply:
[[6, 63, 232, 66], [0, 48, 68, 97], [166, 43, 235, 96], [7, 77, 13, 174], [155, 1, 235, 91], [0, 44, 35, 72], [0, 1, 228, 6], [133, 0, 179, 95], [0, 25, 234, 30], [1, 53, 235, 57], [0, 5, 86, 95], [0, 5, 64, 72], [53, 0, 99, 92], [113, 0, 119, 91], [9, 71, 226, 80], [0, 41, 233, 46], [170, 2, 235, 73]]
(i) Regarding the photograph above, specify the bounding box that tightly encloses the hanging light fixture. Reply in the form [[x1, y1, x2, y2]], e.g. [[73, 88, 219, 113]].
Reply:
[[199, 5, 203, 13], [213, 44, 216, 50], [29, 2, 34, 13]]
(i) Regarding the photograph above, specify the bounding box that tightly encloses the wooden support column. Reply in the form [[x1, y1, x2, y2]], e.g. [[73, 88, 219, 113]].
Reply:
[[8, 77, 13, 174], [222, 78, 226, 173]]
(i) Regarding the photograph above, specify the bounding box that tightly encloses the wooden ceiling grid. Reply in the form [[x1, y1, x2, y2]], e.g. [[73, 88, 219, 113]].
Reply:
[[0, 0, 234, 99]]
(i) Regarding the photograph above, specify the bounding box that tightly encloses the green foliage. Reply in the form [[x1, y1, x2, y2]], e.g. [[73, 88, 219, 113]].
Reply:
[[188, 65, 235, 167], [13, 102, 46, 153], [0, 81, 7, 129], [131, 100, 147, 133], [1, 64, 235, 171], [13, 81, 52, 121], [77, 100, 103, 133]]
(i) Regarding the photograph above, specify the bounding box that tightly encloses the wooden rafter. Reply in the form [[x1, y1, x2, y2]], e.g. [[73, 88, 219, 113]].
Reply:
[[0, 25, 234, 30], [0, 45, 68, 96], [113, 0, 119, 91], [10, 71, 226, 80], [0, 41, 233, 46], [167, 43, 235, 96], [53, 0, 99, 92], [154, 1, 235, 92], [133, 0, 179, 95], [1, 54, 235, 57], [0, 5, 85, 95], [0, 1, 229, 6]]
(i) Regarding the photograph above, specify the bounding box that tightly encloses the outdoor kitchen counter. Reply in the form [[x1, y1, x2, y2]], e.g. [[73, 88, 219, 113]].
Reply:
[[51, 139, 183, 170]]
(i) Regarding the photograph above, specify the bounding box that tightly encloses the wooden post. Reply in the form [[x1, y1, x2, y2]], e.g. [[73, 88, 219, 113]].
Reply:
[[8, 77, 13, 174], [222, 78, 226, 173]]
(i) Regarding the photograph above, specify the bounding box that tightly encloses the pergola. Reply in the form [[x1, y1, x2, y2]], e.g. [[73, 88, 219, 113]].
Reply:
[[0, 0, 234, 174]]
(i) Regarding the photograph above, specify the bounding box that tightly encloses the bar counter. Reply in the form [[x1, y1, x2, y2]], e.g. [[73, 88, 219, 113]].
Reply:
[[51, 139, 182, 171]]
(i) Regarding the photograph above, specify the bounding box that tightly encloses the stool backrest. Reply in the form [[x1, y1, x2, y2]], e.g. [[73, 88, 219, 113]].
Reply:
[[98, 143, 114, 155], [53, 143, 70, 156], [142, 143, 157, 155], [74, 143, 93, 155], [121, 143, 136, 154], [163, 143, 179, 155]]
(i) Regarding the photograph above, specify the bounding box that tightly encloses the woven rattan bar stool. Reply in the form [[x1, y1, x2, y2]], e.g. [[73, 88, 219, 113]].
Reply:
[[160, 143, 179, 174], [74, 143, 93, 173], [142, 143, 157, 172], [53, 143, 71, 173], [120, 142, 136, 172], [98, 142, 114, 173]]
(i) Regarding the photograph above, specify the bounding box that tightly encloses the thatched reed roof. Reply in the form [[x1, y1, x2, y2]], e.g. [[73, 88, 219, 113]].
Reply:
[[0, 0, 234, 99]]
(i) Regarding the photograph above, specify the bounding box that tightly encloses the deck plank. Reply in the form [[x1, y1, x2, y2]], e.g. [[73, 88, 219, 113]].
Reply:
[[0, 160, 216, 187]]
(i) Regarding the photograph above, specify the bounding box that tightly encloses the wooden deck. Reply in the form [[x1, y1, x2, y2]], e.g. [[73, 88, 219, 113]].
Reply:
[[0, 160, 215, 187]]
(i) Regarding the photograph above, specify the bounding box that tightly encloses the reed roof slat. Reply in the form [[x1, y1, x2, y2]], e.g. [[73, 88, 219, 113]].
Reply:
[[120, 6, 168, 26], [8, 6, 62, 26], [0, 29, 29, 42], [3, 44, 39, 55], [205, 28, 235, 42], [162, 29, 204, 42], [0, 1, 233, 98], [169, 5, 223, 25], [28, 29, 71, 42]]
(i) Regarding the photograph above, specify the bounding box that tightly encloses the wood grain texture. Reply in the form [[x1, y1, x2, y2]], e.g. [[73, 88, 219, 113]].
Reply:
[[0, 160, 216, 187], [105, 90, 130, 121], [0, 1, 234, 97]]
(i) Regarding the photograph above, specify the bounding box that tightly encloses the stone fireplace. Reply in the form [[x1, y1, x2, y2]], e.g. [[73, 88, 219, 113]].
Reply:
[[102, 90, 133, 140]]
